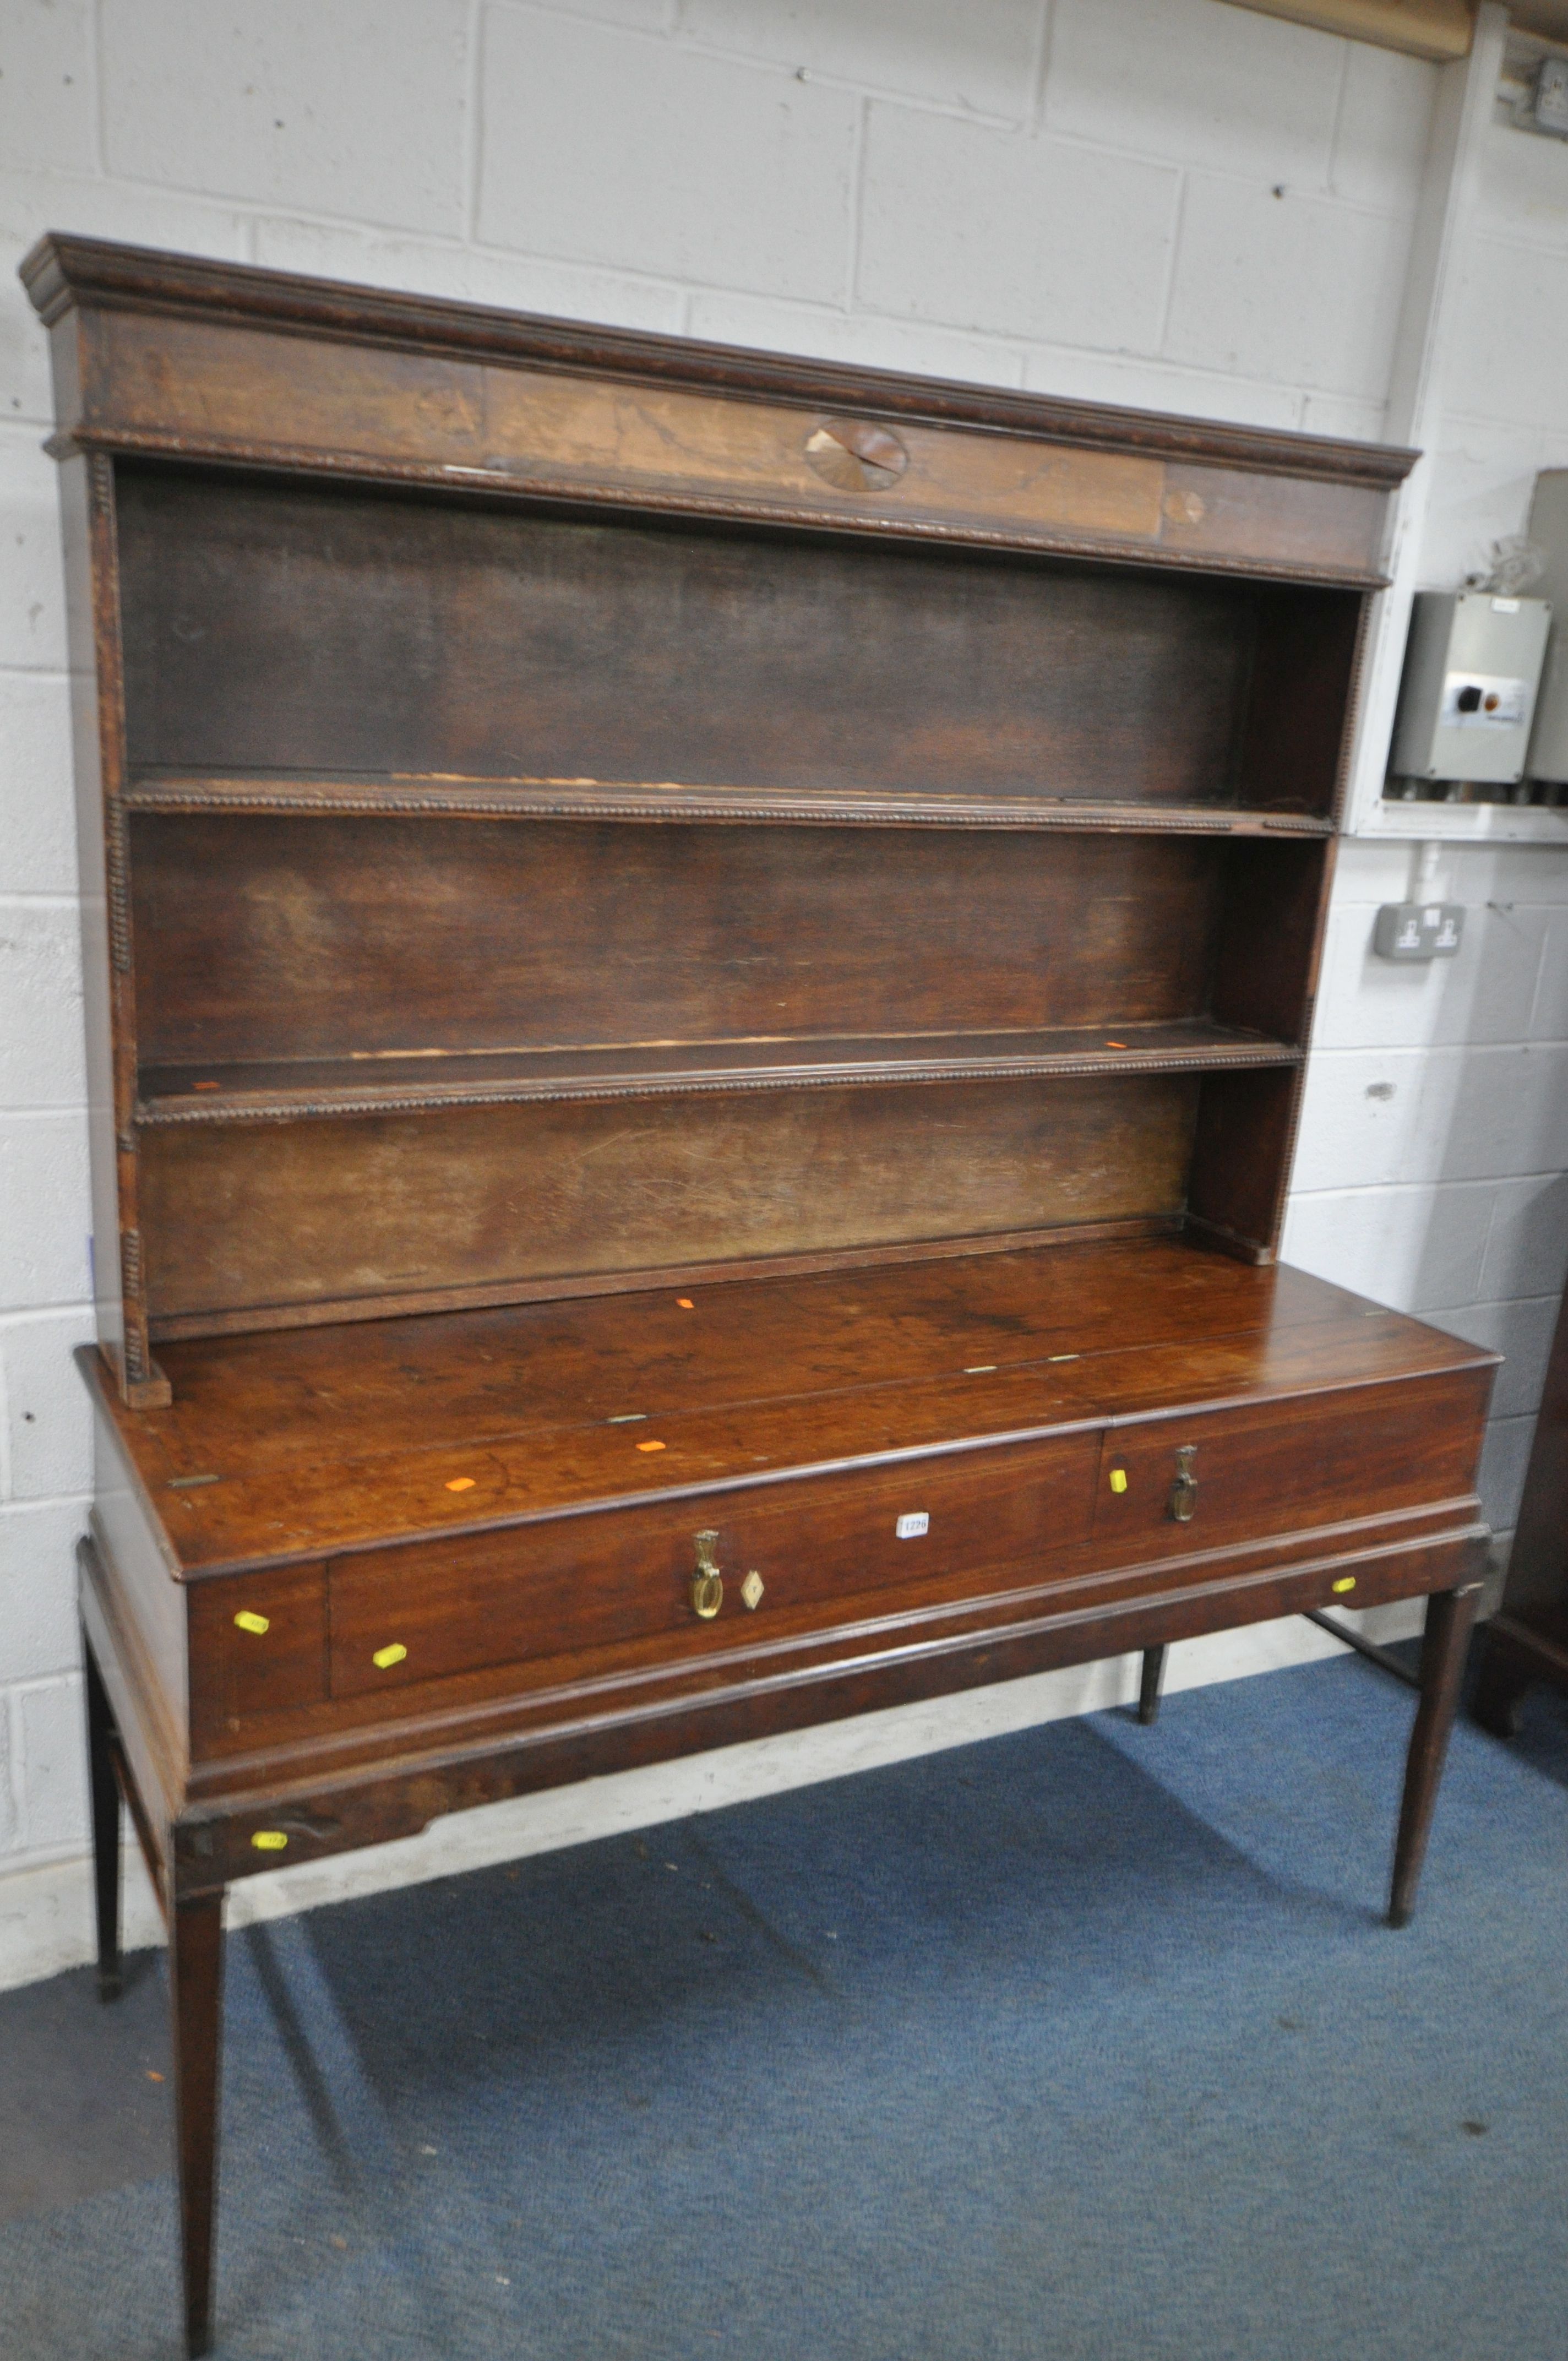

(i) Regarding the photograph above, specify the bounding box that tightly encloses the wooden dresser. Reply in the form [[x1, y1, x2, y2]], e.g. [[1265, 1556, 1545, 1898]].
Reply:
[[23, 235, 1497, 2358]]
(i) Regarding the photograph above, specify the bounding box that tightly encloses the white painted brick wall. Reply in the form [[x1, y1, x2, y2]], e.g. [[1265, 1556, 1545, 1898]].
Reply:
[[1283, 833, 1568, 1537], [684, 0, 1048, 118], [859, 105, 1181, 349], [100, 0, 473, 235], [2, 0, 1565, 1964], [483, 10, 860, 296]]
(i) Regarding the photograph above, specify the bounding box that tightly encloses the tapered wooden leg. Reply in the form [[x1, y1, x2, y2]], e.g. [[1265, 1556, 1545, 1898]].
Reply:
[[169, 1890, 225, 2359], [1137, 1645, 1167, 1726], [83, 1634, 122, 2003], [1388, 1583, 1481, 1929]]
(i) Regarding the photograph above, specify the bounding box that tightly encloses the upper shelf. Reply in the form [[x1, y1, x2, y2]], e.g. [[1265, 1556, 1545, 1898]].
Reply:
[[124, 771, 1335, 836], [136, 1019, 1303, 1127]]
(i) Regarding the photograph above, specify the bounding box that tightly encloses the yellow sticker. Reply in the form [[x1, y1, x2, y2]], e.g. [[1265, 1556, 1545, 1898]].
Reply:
[[1109, 1468, 1128, 1494], [233, 1611, 270, 1635], [636, 1439, 667, 1453], [372, 1642, 409, 1669], [1331, 1576, 1357, 1594], [445, 1476, 476, 1493], [251, 1830, 288, 1852]]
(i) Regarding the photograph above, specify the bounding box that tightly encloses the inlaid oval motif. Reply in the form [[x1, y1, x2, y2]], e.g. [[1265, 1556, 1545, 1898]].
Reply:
[[1163, 486, 1207, 526], [804, 418, 910, 494]]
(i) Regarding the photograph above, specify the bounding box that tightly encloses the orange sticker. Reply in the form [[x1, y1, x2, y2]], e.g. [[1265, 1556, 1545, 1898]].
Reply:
[[445, 1476, 476, 1492], [676, 1298, 695, 1309], [193, 1079, 222, 1090], [1106, 1041, 1128, 1049], [636, 1439, 667, 1453]]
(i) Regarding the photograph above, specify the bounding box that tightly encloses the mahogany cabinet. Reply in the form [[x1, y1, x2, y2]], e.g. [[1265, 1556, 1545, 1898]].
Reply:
[[23, 234, 1496, 2358]]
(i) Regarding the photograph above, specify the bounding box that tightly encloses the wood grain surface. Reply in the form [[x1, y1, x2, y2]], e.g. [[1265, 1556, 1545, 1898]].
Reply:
[[138, 1077, 1201, 1330], [87, 1238, 1495, 1580], [116, 467, 1280, 804], [80, 1238, 1493, 1830], [128, 814, 1232, 1066], [134, 1023, 1300, 1128], [19, 230, 1412, 584], [124, 777, 1337, 836], [24, 235, 1414, 484]]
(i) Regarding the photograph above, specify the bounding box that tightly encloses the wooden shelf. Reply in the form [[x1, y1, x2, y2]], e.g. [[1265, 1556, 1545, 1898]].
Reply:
[[136, 1020, 1302, 1126], [124, 771, 1334, 836]]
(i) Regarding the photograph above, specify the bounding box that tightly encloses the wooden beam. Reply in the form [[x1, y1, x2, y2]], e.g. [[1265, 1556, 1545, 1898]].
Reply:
[[1512, 1, 1568, 45], [1220, 0, 1475, 59]]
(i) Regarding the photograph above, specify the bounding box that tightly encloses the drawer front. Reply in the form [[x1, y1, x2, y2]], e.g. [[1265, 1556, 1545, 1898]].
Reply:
[[1093, 1372, 1487, 1565], [188, 1564, 329, 1740], [328, 1432, 1099, 1701]]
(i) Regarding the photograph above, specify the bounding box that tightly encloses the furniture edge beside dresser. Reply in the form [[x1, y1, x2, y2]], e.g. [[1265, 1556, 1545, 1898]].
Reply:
[[19, 231, 1499, 2360], [1473, 1277, 1568, 1735]]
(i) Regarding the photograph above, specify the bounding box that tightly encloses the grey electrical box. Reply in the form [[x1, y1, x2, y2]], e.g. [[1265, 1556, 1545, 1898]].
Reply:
[[1526, 472, 1568, 783], [1389, 590, 1550, 785]]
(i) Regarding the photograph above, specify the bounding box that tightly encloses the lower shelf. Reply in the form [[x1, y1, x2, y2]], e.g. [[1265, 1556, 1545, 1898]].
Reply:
[[136, 1018, 1302, 1124]]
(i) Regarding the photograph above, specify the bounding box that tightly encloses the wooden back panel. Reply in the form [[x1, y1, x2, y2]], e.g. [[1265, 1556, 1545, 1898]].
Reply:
[[139, 1076, 1197, 1335], [129, 813, 1227, 1067], [117, 466, 1284, 809]]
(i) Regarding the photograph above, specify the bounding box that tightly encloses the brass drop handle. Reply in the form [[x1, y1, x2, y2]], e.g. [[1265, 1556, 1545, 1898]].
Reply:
[[691, 1529, 723, 1620], [1169, 1444, 1199, 1524]]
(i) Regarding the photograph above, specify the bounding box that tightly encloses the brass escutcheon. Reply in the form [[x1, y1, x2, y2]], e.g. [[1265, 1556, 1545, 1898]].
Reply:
[[692, 1529, 723, 1620], [1169, 1444, 1199, 1524]]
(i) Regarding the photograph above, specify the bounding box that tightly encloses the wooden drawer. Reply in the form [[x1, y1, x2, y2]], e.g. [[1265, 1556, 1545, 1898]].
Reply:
[[1093, 1372, 1487, 1565], [188, 1564, 329, 1739], [327, 1433, 1099, 1701]]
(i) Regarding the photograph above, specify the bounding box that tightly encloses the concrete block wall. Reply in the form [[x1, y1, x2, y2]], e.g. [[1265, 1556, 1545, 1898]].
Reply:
[[1283, 837, 1568, 1544], [2, 0, 1566, 1977], [1280, 48, 1568, 1546]]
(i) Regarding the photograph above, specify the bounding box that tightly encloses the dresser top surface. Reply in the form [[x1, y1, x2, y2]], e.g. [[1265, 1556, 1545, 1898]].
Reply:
[[83, 1238, 1494, 1580]]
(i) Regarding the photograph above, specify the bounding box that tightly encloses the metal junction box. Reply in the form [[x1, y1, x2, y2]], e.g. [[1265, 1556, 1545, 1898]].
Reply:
[[1390, 590, 1550, 785]]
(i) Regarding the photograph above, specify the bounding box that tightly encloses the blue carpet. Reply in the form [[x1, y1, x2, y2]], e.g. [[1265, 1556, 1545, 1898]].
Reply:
[[4, 1655, 1567, 2360]]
